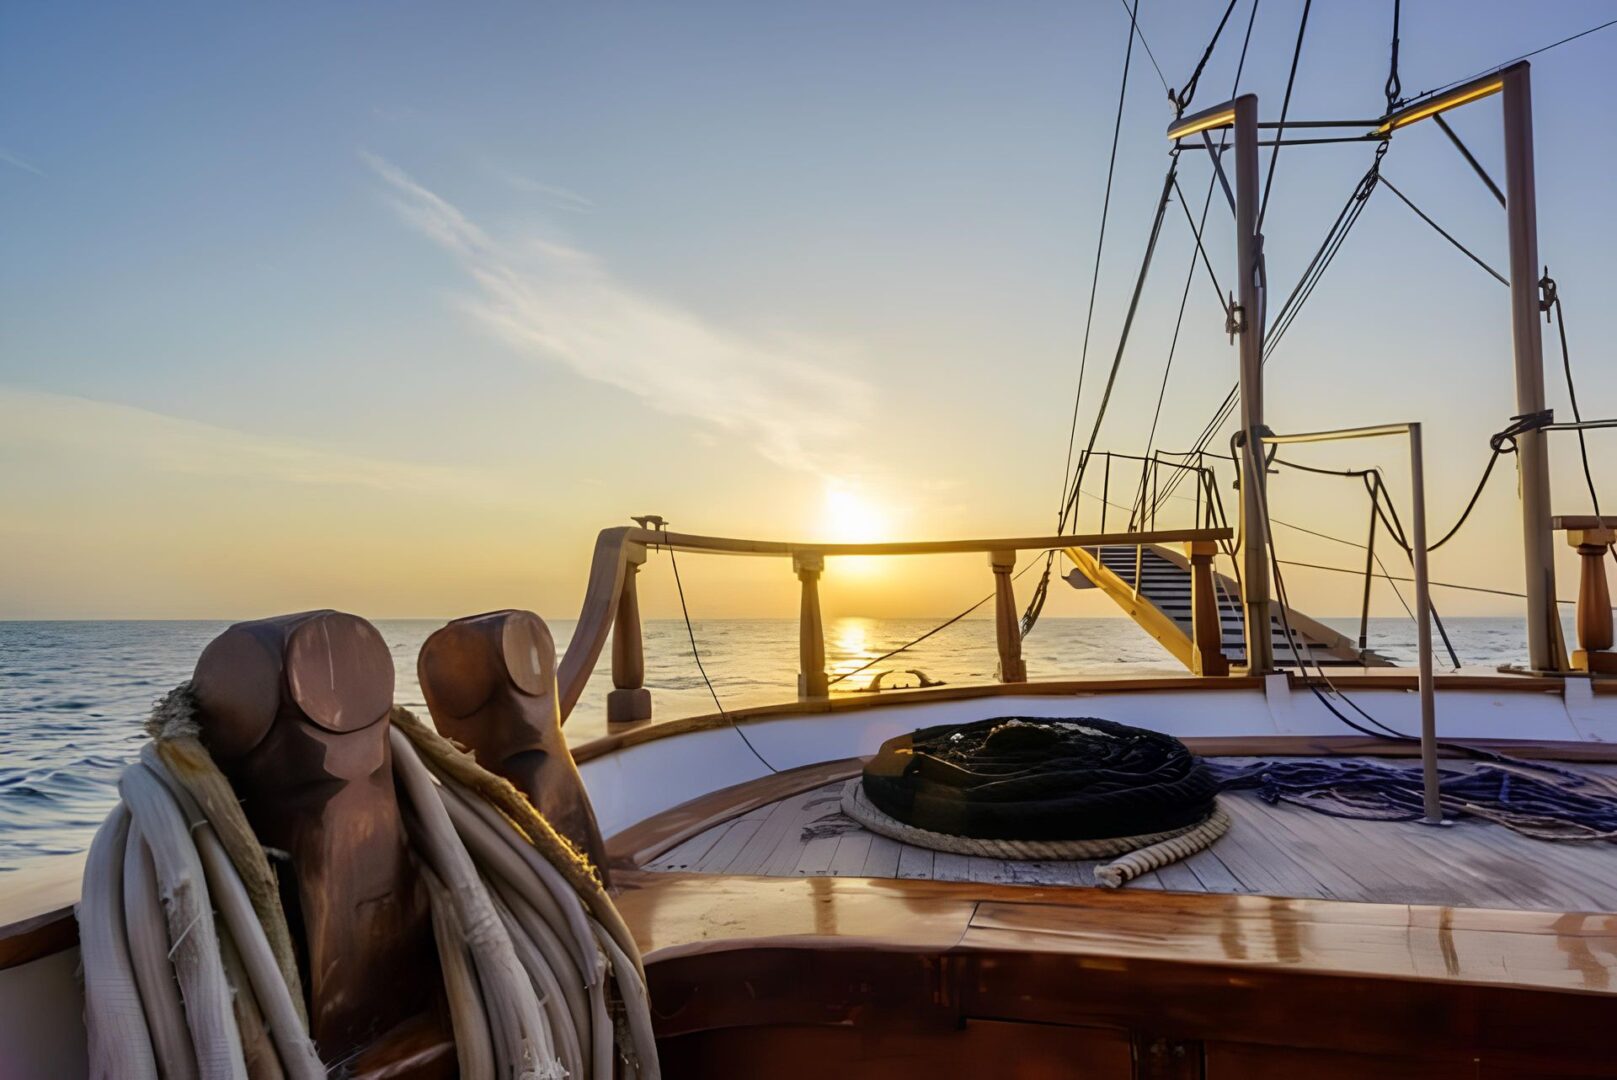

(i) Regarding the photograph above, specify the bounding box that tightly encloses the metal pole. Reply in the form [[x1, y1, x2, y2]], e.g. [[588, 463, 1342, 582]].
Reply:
[[1501, 62, 1562, 673], [1409, 423, 1442, 824], [1233, 93, 1275, 674], [1359, 488, 1377, 653], [1101, 454, 1111, 533]]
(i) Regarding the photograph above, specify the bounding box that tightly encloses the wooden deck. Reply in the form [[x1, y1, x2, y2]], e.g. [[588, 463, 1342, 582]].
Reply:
[[640, 760, 1617, 913]]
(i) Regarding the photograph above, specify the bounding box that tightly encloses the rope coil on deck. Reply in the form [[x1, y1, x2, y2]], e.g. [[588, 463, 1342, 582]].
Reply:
[[843, 783, 1231, 887], [77, 684, 660, 1080], [849, 717, 1230, 887]]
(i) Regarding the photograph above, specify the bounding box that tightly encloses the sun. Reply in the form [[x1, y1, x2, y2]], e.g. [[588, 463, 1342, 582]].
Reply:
[[822, 482, 888, 543]]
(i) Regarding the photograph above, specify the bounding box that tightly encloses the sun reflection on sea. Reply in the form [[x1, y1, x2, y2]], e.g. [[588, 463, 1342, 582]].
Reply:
[[828, 616, 879, 686]]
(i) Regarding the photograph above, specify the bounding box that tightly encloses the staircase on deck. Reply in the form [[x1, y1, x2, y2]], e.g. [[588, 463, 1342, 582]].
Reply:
[[1068, 544, 1389, 670]]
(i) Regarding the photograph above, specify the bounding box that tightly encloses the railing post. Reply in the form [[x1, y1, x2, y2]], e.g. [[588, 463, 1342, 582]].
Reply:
[[1566, 524, 1617, 674], [1185, 540, 1230, 677], [990, 550, 1027, 683], [794, 552, 829, 699], [607, 543, 652, 725]]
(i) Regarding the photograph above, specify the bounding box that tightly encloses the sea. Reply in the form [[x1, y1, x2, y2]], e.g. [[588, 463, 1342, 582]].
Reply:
[[0, 615, 1560, 872]]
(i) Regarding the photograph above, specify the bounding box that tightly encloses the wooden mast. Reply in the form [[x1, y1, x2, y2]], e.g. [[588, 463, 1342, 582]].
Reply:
[[1500, 61, 1565, 673], [1232, 93, 1275, 675]]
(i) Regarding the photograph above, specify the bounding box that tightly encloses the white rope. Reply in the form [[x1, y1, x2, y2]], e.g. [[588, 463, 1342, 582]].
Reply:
[[841, 781, 1231, 888], [81, 689, 660, 1079], [117, 763, 248, 1079], [78, 804, 159, 1080], [122, 820, 199, 1080]]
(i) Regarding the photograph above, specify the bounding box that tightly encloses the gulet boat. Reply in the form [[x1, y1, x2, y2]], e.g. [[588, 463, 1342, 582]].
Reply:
[[5, 12, 1617, 1080]]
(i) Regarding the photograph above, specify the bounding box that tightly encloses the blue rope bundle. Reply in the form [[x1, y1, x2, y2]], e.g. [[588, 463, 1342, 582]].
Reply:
[[1208, 757, 1617, 840]]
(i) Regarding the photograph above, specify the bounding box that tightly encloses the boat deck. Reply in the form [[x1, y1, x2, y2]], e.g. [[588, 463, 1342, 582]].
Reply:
[[639, 759, 1617, 913]]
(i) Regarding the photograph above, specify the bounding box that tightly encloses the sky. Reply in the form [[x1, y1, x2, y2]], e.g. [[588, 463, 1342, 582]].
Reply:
[[2, 1, 1615, 624]]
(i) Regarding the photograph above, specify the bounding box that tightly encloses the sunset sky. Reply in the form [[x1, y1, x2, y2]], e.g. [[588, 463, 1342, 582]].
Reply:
[[3, 1, 1615, 623]]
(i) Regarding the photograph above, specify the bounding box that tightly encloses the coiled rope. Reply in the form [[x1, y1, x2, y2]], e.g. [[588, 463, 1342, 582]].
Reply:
[[77, 685, 659, 1080], [845, 717, 1230, 888]]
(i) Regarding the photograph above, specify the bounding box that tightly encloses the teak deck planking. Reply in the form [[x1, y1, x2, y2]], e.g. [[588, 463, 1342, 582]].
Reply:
[[641, 761, 1617, 913]]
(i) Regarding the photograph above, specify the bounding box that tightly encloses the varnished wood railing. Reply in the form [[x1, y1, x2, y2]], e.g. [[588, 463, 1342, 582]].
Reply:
[[555, 525, 1233, 726], [1552, 516, 1616, 676]]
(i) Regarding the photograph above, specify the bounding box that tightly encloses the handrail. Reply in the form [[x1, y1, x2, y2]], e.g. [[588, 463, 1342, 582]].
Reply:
[[554, 523, 1233, 725], [622, 526, 1230, 558]]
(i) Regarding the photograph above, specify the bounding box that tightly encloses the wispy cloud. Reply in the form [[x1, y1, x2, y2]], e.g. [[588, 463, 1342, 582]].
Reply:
[[0, 386, 496, 497], [483, 162, 596, 213], [0, 149, 44, 177], [365, 152, 870, 476]]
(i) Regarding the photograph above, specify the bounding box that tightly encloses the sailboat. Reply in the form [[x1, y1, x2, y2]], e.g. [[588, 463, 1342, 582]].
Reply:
[[4, 8, 1617, 1078]]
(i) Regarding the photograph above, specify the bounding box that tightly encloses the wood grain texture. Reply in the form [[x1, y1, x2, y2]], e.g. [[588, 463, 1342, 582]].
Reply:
[[635, 764, 1617, 913]]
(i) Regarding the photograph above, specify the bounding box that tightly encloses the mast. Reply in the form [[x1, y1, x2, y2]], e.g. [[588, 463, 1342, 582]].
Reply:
[[1166, 94, 1273, 674], [1232, 93, 1275, 674], [1500, 61, 1564, 673]]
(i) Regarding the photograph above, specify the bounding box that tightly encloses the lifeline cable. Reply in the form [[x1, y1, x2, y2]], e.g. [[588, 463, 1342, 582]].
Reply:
[[661, 535, 779, 775]]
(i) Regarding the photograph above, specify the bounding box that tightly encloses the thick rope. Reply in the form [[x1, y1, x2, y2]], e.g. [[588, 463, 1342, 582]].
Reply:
[[841, 781, 1231, 888], [80, 689, 660, 1080]]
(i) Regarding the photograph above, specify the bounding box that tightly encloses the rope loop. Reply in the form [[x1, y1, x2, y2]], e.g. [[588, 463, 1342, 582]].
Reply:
[[1489, 409, 1554, 455]]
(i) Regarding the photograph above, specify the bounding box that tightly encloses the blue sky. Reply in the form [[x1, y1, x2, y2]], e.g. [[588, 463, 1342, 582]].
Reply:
[[2, 2, 1615, 619]]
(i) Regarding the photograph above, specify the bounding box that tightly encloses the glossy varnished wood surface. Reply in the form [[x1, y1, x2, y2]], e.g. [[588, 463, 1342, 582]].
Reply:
[[614, 869, 1617, 995], [622, 868, 1617, 1074], [639, 765, 1617, 913]]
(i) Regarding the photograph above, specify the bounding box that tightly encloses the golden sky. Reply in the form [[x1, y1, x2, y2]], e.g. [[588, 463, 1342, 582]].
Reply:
[[3, 3, 1615, 624]]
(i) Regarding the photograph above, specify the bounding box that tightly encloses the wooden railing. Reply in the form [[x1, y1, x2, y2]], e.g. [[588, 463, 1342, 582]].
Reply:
[[555, 525, 1233, 726], [1552, 515, 1616, 676]]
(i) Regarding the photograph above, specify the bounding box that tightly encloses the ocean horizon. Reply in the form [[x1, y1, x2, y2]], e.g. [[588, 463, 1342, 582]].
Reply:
[[0, 614, 1566, 871]]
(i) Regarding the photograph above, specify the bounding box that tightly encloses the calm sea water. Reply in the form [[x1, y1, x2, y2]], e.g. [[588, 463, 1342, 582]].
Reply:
[[0, 615, 1555, 871]]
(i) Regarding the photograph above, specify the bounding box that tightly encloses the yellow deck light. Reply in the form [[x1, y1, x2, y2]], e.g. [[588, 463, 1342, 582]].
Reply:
[[1376, 74, 1506, 134], [1167, 103, 1236, 141]]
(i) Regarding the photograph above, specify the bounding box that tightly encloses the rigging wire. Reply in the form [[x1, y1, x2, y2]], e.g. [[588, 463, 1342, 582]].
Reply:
[[1128, 193, 1214, 532], [1256, 0, 1313, 232], [1057, 160, 1180, 535], [1154, 150, 1385, 514], [1117, 0, 1171, 95], [1058, 0, 1143, 527], [1432, 114, 1506, 209], [1171, 0, 1243, 117], [1275, 557, 1574, 605], [1541, 272, 1604, 525], [828, 555, 1049, 689], [1378, 176, 1509, 286], [1398, 16, 1617, 109], [1062, 0, 1260, 537], [663, 537, 779, 774], [1384, 0, 1402, 109]]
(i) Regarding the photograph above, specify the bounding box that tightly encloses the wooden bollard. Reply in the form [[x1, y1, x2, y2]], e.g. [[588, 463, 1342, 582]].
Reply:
[[418, 610, 609, 879], [191, 610, 446, 1071]]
